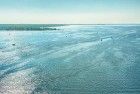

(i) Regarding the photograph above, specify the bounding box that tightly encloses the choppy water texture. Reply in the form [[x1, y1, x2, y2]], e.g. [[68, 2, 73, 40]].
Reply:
[[0, 25, 140, 94]]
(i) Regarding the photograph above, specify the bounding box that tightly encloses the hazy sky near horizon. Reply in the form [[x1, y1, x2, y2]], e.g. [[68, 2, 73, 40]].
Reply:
[[0, 0, 140, 24]]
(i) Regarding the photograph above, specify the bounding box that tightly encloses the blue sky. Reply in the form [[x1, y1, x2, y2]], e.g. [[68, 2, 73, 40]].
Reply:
[[0, 0, 140, 24]]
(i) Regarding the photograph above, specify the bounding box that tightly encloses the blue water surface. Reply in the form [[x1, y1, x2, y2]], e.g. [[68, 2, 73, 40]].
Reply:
[[0, 25, 140, 94]]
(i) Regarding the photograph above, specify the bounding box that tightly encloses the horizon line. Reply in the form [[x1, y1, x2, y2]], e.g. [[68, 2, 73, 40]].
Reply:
[[0, 23, 140, 25]]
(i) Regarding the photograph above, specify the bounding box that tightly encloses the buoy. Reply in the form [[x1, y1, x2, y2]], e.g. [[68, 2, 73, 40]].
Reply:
[[12, 44, 15, 46]]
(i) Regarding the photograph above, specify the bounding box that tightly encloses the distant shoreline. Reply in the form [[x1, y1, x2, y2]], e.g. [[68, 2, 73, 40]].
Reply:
[[0, 24, 139, 31], [0, 24, 65, 31]]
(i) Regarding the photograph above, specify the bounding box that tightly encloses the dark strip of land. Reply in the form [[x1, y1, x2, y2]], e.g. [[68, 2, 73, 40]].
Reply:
[[0, 24, 66, 31]]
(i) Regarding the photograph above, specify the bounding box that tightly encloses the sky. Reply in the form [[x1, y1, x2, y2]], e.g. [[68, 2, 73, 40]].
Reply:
[[0, 0, 140, 24]]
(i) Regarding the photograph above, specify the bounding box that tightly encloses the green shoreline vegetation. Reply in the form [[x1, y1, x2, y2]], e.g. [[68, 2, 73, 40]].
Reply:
[[0, 24, 66, 31]]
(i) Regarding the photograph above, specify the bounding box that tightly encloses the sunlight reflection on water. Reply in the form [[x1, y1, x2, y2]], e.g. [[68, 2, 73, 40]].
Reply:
[[0, 25, 140, 94]]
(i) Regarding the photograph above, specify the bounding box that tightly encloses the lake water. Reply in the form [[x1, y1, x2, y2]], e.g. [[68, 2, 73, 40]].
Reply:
[[0, 25, 140, 94]]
